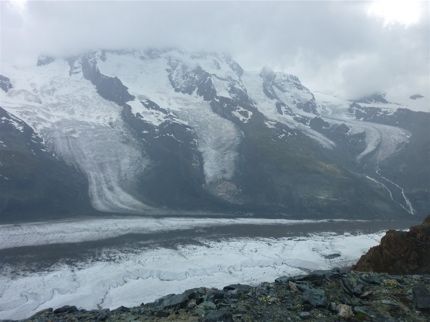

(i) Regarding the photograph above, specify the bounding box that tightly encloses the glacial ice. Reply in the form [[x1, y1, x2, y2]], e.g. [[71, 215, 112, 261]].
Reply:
[[97, 51, 241, 184], [0, 60, 151, 213], [0, 225, 383, 320], [0, 217, 366, 250], [241, 71, 336, 149], [314, 91, 410, 162]]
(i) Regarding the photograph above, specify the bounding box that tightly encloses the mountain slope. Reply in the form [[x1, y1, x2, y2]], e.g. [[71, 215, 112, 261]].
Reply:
[[0, 49, 428, 221], [0, 105, 91, 221]]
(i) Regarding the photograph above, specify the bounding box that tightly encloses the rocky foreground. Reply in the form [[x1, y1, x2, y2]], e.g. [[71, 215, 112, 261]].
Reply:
[[20, 269, 430, 322]]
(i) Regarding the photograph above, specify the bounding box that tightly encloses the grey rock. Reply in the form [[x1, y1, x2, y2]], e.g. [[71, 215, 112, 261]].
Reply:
[[187, 298, 197, 310], [223, 284, 252, 294], [360, 290, 373, 299], [275, 276, 290, 284], [201, 301, 217, 311], [289, 281, 299, 292], [96, 309, 109, 321], [359, 273, 383, 285], [413, 285, 430, 310], [302, 269, 335, 280], [115, 305, 130, 312], [329, 302, 337, 312], [154, 292, 190, 309], [53, 305, 79, 314], [354, 306, 373, 318], [302, 288, 327, 307], [153, 288, 206, 310], [206, 289, 225, 301], [154, 310, 170, 317], [299, 311, 311, 319], [337, 304, 354, 318], [202, 309, 233, 322]]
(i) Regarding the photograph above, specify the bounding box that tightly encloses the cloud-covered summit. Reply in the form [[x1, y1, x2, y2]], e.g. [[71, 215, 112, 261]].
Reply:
[[1, 0, 429, 111]]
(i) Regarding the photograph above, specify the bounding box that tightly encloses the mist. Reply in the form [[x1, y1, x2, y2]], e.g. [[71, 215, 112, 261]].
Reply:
[[1, 0, 429, 109]]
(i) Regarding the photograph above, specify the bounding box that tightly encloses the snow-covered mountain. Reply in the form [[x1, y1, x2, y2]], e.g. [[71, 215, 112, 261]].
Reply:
[[1, 49, 429, 221]]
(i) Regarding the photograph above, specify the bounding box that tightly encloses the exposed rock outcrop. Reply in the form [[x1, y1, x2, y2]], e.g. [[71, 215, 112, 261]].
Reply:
[[23, 270, 430, 322], [354, 216, 430, 274]]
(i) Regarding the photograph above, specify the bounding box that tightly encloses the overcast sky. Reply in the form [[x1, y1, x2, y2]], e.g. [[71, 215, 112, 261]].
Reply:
[[1, 0, 429, 110]]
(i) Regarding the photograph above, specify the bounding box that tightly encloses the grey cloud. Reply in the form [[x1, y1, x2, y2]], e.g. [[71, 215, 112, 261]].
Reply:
[[1, 0, 429, 110]]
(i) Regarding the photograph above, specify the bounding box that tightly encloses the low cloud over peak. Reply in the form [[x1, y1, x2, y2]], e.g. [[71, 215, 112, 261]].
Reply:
[[1, 0, 429, 111]]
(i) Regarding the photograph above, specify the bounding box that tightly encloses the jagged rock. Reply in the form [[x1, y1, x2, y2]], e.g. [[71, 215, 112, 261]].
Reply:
[[354, 216, 430, 274]]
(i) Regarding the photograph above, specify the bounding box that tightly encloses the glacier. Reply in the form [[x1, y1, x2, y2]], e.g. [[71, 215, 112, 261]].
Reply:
[[96, 50, 241, 185], [0, 60, 150, 213], [0, 49, 420, 216], [0, 224, 383, 320], [0, 216, 367, 250]]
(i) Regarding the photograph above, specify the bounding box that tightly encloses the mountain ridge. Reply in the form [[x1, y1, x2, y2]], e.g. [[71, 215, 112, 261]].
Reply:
[[1, 48, 429, 221]]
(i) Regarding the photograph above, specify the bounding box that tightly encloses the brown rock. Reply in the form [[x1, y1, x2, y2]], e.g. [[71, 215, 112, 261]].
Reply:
[[353, 216, 430, 274]]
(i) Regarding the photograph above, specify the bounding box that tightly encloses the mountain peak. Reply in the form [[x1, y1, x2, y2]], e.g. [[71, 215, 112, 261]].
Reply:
[[259, 66, 275, 80]]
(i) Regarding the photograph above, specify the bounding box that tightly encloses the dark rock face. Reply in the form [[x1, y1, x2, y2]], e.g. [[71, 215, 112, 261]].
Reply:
[[81, 55, 134, 105], [0, 107, 92, 222], [25, 270, 430, 322], [353, 216, 430, 274], [0, 74, 12, 92], [37, 55, 55, 66], [168, 60, 216, 101]]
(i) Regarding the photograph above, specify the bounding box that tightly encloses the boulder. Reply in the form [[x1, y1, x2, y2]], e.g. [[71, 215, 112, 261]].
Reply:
[[337, 304, 354, 318], [353, 216, 430, 274]]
